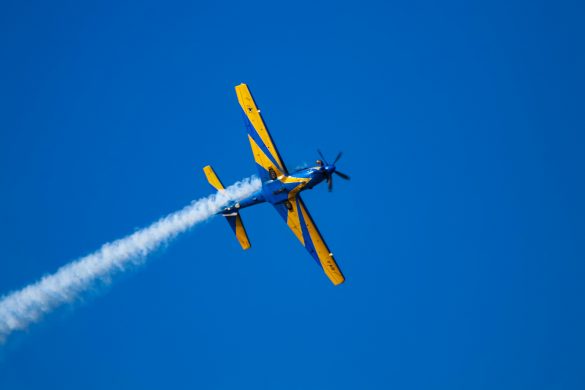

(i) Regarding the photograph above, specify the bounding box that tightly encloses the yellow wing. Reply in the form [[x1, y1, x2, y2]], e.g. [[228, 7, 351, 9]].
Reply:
[[273, 196, 345, 285], [235, 83, 288, 181]]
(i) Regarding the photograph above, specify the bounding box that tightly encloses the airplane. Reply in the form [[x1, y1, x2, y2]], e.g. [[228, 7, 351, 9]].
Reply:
[[203, 83, 349, 285]]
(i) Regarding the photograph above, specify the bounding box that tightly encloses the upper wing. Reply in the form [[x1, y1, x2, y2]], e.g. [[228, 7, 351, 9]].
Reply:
[[235, 83, 288, 182], [272, 195, 345, 285]]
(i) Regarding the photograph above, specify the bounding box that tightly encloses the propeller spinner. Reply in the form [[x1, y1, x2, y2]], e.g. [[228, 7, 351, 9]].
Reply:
[[317, 150, 350, 192]]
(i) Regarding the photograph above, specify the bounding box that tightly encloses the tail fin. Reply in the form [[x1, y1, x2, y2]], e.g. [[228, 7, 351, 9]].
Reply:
[[203, 165, 251, 250]]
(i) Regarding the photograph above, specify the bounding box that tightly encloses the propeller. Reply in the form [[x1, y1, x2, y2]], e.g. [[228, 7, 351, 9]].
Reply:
[[334, 170, 350, 180], [317, 150, 350, 192]]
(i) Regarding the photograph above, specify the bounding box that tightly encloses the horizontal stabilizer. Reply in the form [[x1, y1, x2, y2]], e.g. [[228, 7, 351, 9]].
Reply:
[[203, 165, 251, 250], [203, 165, 225, 191], [223, 212, 251, 250]]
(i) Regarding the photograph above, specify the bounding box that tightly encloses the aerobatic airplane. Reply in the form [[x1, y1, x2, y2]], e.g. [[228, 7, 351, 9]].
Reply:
[[203, 84, 349, 285]]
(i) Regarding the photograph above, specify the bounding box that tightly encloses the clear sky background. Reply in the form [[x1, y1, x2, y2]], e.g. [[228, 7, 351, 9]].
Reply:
[[1, 1, 584, 389]]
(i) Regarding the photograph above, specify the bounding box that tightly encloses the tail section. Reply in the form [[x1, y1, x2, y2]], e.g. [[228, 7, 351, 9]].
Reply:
[[203, 165, 251, 250], [223, 212, 251, 250], [203, 165, 224, 191]]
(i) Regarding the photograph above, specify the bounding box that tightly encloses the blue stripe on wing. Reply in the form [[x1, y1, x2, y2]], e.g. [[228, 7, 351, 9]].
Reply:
[[241, 113, 282, 173], [295, 197, 322, 267]]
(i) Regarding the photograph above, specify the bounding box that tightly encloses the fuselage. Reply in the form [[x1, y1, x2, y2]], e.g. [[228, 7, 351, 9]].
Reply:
[[220, 164, 333, 214]]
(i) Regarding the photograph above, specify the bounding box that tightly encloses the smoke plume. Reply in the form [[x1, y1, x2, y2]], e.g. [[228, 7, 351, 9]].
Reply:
[[0, 176, 261, 343]]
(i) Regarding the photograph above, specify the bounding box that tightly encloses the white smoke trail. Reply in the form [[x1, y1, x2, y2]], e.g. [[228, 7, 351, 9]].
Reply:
[[0, 176, 261, 343]]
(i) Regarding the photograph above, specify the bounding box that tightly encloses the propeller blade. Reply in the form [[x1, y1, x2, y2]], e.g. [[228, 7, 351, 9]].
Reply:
[[317, 149, 328, 165], [333, 151, 343, 165], [334, 171, 350, 180], [327, 175, 333, 192]]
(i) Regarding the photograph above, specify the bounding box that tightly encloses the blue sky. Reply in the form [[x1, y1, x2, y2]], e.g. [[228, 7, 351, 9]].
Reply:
[[1, 0, 584, 388]]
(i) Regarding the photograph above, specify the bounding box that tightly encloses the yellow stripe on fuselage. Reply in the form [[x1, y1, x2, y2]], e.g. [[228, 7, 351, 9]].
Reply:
[[280, 175, 310, 197]]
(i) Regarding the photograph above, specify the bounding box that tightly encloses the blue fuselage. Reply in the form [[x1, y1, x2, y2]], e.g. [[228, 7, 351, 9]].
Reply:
[[221, 165, 331, 213]]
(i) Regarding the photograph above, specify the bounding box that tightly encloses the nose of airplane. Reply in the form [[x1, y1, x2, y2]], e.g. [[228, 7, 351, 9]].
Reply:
[[324, 164, 336, 174]]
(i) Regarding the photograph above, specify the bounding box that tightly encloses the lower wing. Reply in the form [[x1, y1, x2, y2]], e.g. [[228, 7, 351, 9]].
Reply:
[[272, 196, 345, 285]]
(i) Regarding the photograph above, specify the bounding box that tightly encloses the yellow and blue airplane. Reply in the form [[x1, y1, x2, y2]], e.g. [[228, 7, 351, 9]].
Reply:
[[203, 84, 349, 285]]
